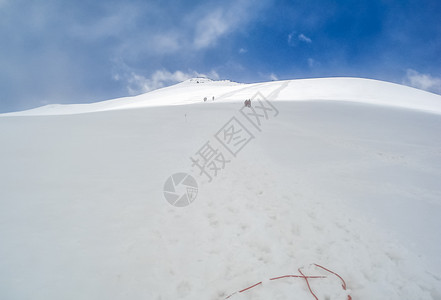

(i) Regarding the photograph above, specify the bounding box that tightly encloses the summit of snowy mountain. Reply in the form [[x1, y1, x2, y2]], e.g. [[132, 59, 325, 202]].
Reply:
[[180, 77, 214, 84], [178, 77, 241, 86]]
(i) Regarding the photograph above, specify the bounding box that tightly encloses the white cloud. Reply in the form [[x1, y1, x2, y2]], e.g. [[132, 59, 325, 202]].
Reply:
[[288, 32, 312, 46], [101, 1, 267, 60], [239, 48, 247, 54], [404, 69, 441, 94], [298, 33, 312, 43], [194, 9, 230, 49], [117, 69, 219, 95], [192, 0, 263, 49], [68, 0, 267, 58]]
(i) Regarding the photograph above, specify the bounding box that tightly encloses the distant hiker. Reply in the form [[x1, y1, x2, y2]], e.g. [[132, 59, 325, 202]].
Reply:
[[244, 99, 251, 108], [212, 96, 215, 101], [204, 97, 207, 102]]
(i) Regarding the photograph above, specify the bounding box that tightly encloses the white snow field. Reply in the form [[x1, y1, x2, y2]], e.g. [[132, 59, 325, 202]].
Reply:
[[1, 77, 441, 299]]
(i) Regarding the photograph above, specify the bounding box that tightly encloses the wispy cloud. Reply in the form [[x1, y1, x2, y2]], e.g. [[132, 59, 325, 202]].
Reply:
[[288, 32, 295, 44], [288, 32, 312, 45], [307, 58, 316, 68], [193, 9, 230, 49], [404, 69, 441, 94], [298, 33, 312, 43], [269, 73, 278, 81], [192, 0, 262, 50]]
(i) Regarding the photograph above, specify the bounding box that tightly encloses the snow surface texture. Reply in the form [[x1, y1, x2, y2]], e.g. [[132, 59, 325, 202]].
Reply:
[[1, 78, 441, 299]]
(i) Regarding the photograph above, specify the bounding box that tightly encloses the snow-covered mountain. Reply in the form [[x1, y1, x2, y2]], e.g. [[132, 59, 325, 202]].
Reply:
[[3, 77, 441, 116], [1, 78, 440, 299]]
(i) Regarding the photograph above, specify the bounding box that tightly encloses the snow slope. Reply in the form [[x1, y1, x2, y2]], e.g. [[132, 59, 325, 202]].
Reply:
[[1, 78, 441, 299]]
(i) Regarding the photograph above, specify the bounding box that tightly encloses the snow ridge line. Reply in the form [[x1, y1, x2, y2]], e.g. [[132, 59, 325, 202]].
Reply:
[[224, 264, 351, 300], [265, 80, 289, 100]]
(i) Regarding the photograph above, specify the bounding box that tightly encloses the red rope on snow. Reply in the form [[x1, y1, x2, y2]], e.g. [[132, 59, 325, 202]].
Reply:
[[224, 264, 351, 300], [313, 264, 352, 300], [270, 274, 326, 280], [224, 281, 262, 299], [298, 267, 319, 300], [239, 281, 262, 293]]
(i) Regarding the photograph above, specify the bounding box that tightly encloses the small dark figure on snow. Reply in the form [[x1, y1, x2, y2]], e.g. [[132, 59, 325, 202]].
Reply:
[[244, 99, 251, 108]]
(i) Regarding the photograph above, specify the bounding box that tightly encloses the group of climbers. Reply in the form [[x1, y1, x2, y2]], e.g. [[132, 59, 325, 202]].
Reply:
[[203, 96, 215, 102], [202, 96, 252, 108], [244, 99, 252, 107]]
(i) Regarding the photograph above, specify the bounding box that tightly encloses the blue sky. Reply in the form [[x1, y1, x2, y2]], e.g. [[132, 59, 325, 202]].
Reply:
[[1, 0, 440, 113]]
